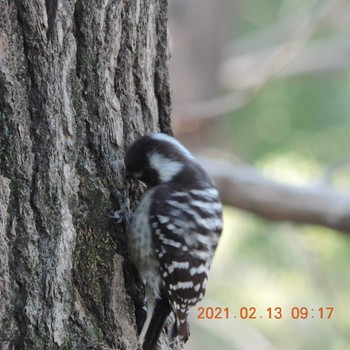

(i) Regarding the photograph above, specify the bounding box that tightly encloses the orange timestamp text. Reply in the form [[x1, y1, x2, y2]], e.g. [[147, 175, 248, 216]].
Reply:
[[197, 306, 334, 320]]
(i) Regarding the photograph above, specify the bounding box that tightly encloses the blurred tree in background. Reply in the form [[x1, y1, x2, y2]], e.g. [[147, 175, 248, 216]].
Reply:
[[169, 0, 350, 349]]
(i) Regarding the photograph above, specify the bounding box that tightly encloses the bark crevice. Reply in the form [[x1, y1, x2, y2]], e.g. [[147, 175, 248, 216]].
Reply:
[[0, 1, 172, 349]]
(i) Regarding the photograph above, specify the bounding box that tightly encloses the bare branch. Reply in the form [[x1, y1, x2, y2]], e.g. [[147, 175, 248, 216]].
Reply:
[[220, 39, 350, 90], [174, 0, 350, 120], [199, 157, 350, 234]]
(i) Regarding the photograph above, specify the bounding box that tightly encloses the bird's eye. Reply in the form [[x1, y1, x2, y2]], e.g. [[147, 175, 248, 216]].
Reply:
[[133, 171, 143, 179]]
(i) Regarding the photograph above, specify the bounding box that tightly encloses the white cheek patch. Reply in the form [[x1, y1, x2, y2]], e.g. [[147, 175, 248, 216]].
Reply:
[[149, 152, 183, 182]]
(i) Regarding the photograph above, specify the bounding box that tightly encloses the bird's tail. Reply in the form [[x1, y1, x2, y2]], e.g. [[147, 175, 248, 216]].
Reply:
[[142, 297, 171, 350], [169, 311, 190, 344]]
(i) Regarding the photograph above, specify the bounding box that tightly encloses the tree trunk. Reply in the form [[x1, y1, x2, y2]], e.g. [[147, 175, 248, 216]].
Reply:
[[0, 1, 172, 349]]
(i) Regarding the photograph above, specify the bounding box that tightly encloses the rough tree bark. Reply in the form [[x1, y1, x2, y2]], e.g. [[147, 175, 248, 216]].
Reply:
[[0, 1, 172, 349]]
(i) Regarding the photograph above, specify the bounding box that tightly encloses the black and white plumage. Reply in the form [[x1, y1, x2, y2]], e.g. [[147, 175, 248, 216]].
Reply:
[[125, 133, 223, 350]]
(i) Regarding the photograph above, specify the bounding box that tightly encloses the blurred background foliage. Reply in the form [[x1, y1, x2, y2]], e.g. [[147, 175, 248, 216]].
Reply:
[[169, 0, 350, 349]]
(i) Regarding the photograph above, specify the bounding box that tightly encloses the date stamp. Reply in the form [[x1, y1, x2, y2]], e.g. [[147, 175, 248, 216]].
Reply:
[[197, 306, 334, 320]]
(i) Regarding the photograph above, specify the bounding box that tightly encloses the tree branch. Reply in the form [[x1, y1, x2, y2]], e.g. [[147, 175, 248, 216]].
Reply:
[[174, 0, 350, 120], [220, 39, 350, 90], [199, 157, 350, 234]]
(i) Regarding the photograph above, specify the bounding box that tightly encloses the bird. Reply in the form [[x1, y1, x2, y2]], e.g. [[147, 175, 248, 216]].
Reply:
[[125, 133, 223, 350]]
